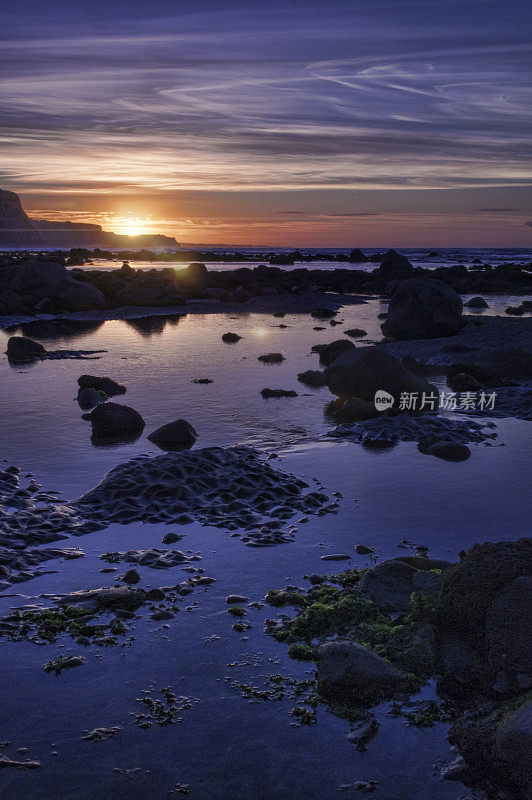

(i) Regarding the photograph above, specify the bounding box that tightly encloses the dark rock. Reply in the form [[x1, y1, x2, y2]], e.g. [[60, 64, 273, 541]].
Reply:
[[345, 328, 367, 338], [317, 640, 406, 702], [311, 308, 337, 318], [381, 277, 463, 340], [329, 396, 378, 422], [88, 402, 145, 442], [260, 388, 297, 398], [123, 568, 141, 584], [323, 346, 438, 404], [465, 297, 489, 309], [6, 336, 46, 361], [417, 438, 471, 461], [77, 387, 107, 410], [348, 249, 368, 263], [378, 249, 414, 281], [222, 332, 241, 343], [485, 577, 532, 676], [77, 375, 126, 396], [446, 372, 482, 392], [258, 353, 285, 363], [359, 558, 418, 612], [0, 259, 105, 311], [495, 704, 532, 796], [317, 339, 355, 366], [436, 539, 532, 656], [297, 370, 324, 388], [147, 419, 198, 451], [226, 594, 249, 604], [355, 545, 374, 555]]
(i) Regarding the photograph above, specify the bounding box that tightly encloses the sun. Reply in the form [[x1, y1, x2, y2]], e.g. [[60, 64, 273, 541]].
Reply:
[[120, 219, 148, 238]]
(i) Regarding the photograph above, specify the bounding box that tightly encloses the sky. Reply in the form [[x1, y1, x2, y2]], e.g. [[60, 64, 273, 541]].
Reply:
[[1, 0, 531, 247]]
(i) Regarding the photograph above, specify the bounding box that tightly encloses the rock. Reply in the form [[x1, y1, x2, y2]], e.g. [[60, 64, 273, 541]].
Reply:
[[77, 375, 126, 396], [123, 568, 141, 584], [412, 570, 444, 603], [330, 396, 378, 422], [147, 419, 198, 451], [381, 278, 463, 340], [317, 339, 355, 366], [506, 305, 525, 316], [347, 718, 380, 748], [88, 402, 145, 442], [0, 290, 30, 314], [222, 332, 241, 343], [226, 594, 249, 604], [62, 586, 147, 611], [258, 353, 285, 363], [174, 262, 208, 296], [485, 577, 532, 677], [6, 336, 46, 361], [161, 532, 183, 544], [359, 558, 418, 612], [0, 259, 105, 311], [297, 370, 324, 388], [203, 287, 226, 300], [192, 378, 213, 384], [345, 328, 367, 338], [355, 545, 374, 555], [311, 308, 337, 318], [348, 249, 368, 263], [146, 588, 166, 601], [436, 539, 532, 656], [417, 438, 471, 461], [465, 296, 489, 309], [77, 387, 107, 410], [116, 273, 186, 307], [446, 372, 481, 392], [496, 704, 532, 797], [378, 249, 414, 281], [323, 346, 438, 404], [260, 388, 297, 398], [317, 640, 406, 702], [321, 553, 351, 561]]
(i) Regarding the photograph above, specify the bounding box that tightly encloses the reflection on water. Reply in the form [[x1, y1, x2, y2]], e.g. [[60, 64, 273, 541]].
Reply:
[[0, 301, 529, 800]]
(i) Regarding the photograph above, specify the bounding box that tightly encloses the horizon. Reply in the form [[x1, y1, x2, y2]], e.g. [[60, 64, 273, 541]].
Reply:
[[2, 0, 532, 247]]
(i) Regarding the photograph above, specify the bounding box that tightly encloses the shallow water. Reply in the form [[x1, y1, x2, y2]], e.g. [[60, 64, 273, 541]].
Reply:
[[0, 299, 529, 800]]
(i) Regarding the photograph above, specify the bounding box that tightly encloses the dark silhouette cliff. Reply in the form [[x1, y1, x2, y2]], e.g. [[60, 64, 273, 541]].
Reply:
[[0, 189, 179, 249]]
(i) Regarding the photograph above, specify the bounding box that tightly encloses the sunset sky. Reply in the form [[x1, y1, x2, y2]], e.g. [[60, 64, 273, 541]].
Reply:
[[1, 0, 531, 247]]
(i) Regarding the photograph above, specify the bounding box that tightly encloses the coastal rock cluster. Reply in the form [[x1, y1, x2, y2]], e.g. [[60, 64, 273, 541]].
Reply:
[[75, 446, 335, 545], [1, 248, 531, 317]]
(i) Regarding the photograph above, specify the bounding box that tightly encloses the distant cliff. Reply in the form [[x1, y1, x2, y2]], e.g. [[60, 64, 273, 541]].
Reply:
[[0, 189, 179, 249]]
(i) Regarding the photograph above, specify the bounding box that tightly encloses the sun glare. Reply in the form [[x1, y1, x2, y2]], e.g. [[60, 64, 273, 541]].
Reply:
[[119, 218, 148, 238]]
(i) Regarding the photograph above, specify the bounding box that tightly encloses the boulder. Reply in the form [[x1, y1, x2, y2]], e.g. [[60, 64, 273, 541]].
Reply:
[[258, 353, 285, 363], [222, 332, 241, 343], [359, 558, 418, 612], [0, 259, 105, 311], [311, 308, 337, 319], [329, 396, 378, 422], [378, 250, 414, 281], [495, 704, 532, 797], [317, 339, 355, 366], [465, 296, 489, 309], [88, 402, 145, 442], [345, 328, 367, 338], [61, 586, 146, 611], [348, 249, 368, 263], [77, 387, 107, 410], [381, 277, 463, 340], [6, 336, 46, 361], [436, 539, 532, 655], [0, 290, 30, 314], [174, 262, 208, 296], [203, 287, 226, 300], [77, 375, 126, 396], [417, 438, 471, 461], [317, 640, 406, 702], [485, 577, 532, 677], [297, 369, 325, 388], [323, 346, 438, 404], [116, 275, 186, 307], [147, 419, 198, 451]]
